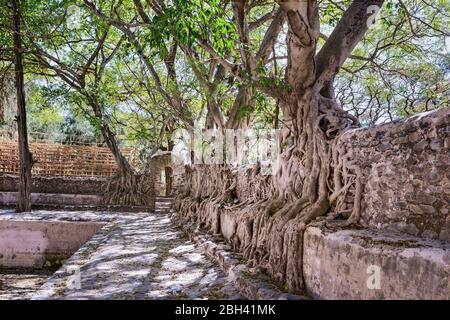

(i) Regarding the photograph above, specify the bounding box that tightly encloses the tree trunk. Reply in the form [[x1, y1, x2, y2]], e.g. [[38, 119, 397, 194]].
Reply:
[[249, 0, 361, 292], [85, 97, 153, 206], [0, 77, 5, 124], [12, 0, 32, 213], [226, 86, 253, 129], [273, 44, 280, 129], [100, 122, 133, 175], [175, 0, 384, 294]]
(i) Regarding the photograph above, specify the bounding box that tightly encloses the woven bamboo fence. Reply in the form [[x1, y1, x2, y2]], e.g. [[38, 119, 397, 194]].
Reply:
[[0, 138, 138, 177]]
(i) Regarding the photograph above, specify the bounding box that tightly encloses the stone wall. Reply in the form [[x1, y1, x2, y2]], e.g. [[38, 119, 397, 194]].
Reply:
[[174, 108, 450, 299], [0, 173, 156, 210], [0, 192, 102, 207], [177, 109, 449, 243], [302, 226, 450, 299], [0, 174, 106, 195], [338, 108, 450, 241]]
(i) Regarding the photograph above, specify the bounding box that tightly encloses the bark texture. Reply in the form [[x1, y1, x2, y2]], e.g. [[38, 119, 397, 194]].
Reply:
[[12, 0, 33, 213]]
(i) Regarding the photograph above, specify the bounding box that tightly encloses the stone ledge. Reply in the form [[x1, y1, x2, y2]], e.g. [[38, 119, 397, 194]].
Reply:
[[303, 226, 450, 300], [171, 211, 306, 300], [0, 192, 101, 206], [0, 192, 155, 212], [0, 174, 106, 195]]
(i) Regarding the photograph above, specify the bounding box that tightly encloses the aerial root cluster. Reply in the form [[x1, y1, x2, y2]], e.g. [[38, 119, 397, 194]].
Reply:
[[102, 170, 154, 206], [175, 95, 363, 293]]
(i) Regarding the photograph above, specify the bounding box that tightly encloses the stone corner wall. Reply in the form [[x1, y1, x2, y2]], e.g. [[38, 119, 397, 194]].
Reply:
[[337, 108, 450, 241]]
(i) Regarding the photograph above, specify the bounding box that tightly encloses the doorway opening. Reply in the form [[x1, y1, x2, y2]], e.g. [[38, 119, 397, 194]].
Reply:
[[159, 166, 173, 197]]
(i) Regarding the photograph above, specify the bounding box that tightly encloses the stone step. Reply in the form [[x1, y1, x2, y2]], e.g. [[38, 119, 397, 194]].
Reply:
[[155, 197, 174, 201], [154, 198, 173, 214]]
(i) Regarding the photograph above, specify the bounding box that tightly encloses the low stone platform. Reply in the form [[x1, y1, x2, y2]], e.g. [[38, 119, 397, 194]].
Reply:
[[0, 206, 242, 300], [0, 220, 104, 268], [303, 226, 450, 299]]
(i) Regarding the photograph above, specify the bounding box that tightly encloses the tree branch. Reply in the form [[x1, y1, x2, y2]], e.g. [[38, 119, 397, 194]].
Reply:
[[255, 7, 285, 64], [315, 0, 385, 90]]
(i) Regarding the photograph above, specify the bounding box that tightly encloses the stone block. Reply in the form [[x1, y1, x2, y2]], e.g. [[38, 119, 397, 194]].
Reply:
[[303, 227, 450, 300]]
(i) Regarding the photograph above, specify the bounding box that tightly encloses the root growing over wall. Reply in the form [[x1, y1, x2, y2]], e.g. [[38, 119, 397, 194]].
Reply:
[[175, 91, 362, 294], [102, 171, 154, 206]]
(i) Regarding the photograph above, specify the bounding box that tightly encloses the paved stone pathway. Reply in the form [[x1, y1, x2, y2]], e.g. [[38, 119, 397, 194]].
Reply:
[[0, 200, 242, 300]]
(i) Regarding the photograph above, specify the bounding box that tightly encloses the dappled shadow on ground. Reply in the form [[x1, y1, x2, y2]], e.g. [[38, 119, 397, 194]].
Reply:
[[2, 210, 242, 300]]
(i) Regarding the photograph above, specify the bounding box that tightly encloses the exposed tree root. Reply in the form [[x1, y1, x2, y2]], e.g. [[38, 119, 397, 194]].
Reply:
[[175, 91, 364, 294], [102, 170, 154, 206]]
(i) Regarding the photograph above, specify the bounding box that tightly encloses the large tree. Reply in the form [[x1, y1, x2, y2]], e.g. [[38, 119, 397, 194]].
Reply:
[[0, 0, 447, 291], [0, 0, 162, 205], [126, 0, 386, 292], [120, 0, 446, 292], [11, 0, 32, 212]]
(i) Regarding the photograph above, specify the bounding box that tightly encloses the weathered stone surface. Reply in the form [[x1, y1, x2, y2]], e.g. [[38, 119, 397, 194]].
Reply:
[[439, 230, 450, 242], [419, 205, 437, 215], [303, 227, 450, 300], [338, 108, 450, 239], [148, 151, 185, 196], [0, 269, 55, 300], [0, 220, 104, 268], [220, 211, 237, 241]]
